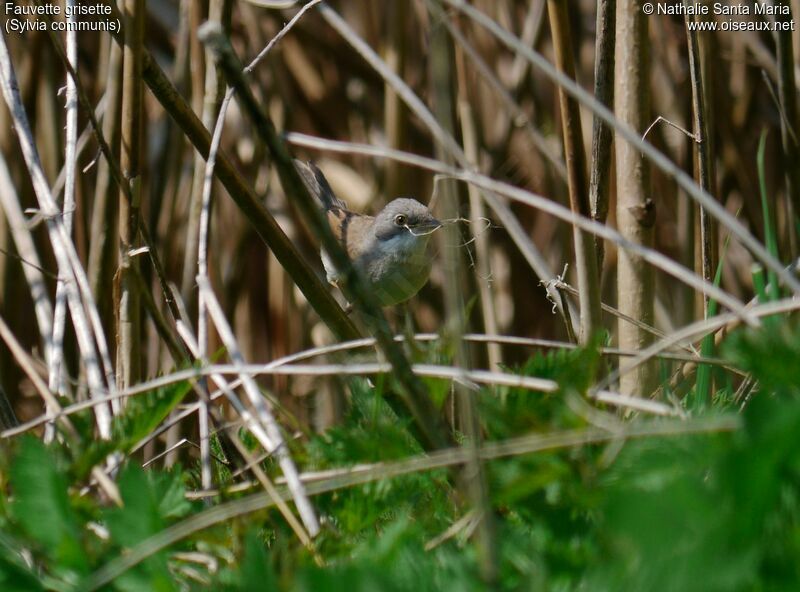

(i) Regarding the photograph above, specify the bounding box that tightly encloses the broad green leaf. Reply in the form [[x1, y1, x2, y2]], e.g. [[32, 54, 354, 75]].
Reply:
[[9, 438, 87, 574]]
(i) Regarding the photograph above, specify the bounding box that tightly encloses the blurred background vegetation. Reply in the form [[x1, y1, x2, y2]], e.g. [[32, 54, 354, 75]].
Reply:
[[0, 0, 799, 589]]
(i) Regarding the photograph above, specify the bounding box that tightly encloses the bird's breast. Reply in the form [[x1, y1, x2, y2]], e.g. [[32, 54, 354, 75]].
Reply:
[[356, 236, 432, 305]]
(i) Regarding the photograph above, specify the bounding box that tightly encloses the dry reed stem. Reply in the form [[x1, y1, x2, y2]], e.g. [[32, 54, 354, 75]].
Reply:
[[588, 0, 616, 268], [428, 2, 497, 581], [198, 277, 320, 536], [546, 0, 603, 344], [0, 32, 114, 438], [0, 316, 122, 506], [48, 0, 80, 404], [593, 296, 800, 395], [3, 350, 691, 441], [116, 0, 145, 393]]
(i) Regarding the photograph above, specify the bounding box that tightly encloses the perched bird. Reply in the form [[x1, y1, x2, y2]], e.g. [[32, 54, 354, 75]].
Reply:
[[295, 161, 441, 307]]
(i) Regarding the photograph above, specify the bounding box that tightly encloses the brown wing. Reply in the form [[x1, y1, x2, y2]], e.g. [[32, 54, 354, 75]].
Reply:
[[293, 160, 348, 210], [326, 207, 374, 260]]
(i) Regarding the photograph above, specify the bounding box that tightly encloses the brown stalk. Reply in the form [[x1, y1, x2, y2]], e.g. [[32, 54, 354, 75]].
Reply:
[[428, 2, 496, 583], [88, 36, 122, 336], [685, 2, 717, 400], [116, 0, 145, 391], [776, 0, 800, 261], [685, 4, 717, 316], [454, 49, 502, 369], [546, 0, 603, 344], [383, 0, 409, 199], [615, 0, 657, 396], [588, 0, 616, 269]]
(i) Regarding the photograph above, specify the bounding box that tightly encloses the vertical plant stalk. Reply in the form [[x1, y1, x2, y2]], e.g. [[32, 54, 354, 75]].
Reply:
[[615, 0, 656, 396], [686, 5, 716, 315], [88, 37, 122, 338], [194, 0, 230, 497], [455, 54, 502, 369], [685, 4, 717, 402], [429, 4, 496, 583], [116, 0, 145, 391], [181, 0, 215, 306], [588, 0, 616, 269], [0, 153, 53, 373], [383, 0, 408, 199], [48, 0, 79, 416], [0, 34, 114, 438], [776, 0, 800, 261], [546, 0, 603, 344]]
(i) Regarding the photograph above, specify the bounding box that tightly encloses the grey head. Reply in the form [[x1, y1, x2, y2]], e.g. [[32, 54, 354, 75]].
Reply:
[[357, 198, 440, 305], [372, 198, 441, 242]]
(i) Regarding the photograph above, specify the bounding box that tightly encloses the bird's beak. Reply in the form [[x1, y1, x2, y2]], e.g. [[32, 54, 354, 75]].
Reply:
[[418, 216, 441, 232]]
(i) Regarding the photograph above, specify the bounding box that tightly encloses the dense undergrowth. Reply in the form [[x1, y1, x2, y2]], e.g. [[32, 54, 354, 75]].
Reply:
[[1, 322, 799, 591]]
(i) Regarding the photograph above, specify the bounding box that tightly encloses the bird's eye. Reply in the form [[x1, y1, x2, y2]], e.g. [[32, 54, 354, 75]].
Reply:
[[394, 214, 408, 226]]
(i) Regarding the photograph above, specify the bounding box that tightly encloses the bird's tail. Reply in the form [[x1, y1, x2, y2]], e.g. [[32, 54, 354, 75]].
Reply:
[[293, 160, 347, 211]]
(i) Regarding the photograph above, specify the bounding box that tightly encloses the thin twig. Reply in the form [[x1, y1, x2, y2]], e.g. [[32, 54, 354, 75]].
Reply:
[[546, 0, 602, 343], [0, 32, 114, 438], [48, 0, 80, 413], [198, 277, 320, 536], [592, 297, 800, 395], [3, 353, 689, 441]]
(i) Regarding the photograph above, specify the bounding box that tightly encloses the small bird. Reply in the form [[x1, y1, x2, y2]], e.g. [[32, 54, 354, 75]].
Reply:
[[295, 161, 441, 307]]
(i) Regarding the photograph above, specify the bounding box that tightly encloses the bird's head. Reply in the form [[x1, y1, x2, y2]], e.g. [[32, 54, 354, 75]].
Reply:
[[372, 198, 441, 246]]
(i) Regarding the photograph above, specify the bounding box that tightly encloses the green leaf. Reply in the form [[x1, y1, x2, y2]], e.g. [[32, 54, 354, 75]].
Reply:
[[104, 466, 188, 592], [112, 381, 192, 452], [0, 545, 47, 592], [9, 438, 87, 574], [723, 323, 800, 399], [237, 530, 278, 592], [756, 129, 781, 301]]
